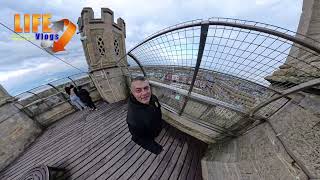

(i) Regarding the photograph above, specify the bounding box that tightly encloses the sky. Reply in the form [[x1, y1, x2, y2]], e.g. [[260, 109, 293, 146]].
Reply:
[[0, 0, 303, 96]]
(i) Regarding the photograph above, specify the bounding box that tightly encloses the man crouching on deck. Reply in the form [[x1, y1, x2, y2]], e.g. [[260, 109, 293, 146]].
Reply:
[[126, 76, 164, 155]]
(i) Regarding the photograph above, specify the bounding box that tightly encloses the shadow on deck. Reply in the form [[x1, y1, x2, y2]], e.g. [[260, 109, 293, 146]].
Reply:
[[0, 101, 207, 180]]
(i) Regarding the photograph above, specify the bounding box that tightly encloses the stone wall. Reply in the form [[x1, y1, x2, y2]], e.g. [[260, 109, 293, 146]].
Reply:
[[0, 76, 102, 172], [33, 87, 101, 127], [267, 96, 320, 178], [201, 122, 308, 180], [201, 94, 320, 179], [0, 86, 11, 105], [265, 0, 320, 86], [18, 78, 102, 127], [0, 102, 42, 171]]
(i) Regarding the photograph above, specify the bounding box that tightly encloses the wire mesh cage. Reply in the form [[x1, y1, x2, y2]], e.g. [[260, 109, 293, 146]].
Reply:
[[130, 26, 202, 90], [127, 17, 320, 133], [14, 92, 37, 107], [68, 72, 97, 93], [50, 77, 74, 93], [151, 84, 187, 113], [15, 85, 63, 116], [28, 85, 55, 99], [127, 55, 144, 78], [11, 72, 99, 118]]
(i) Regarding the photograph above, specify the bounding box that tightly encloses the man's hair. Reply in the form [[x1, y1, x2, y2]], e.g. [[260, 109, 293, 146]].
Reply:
[[131, 76, 147, 82], [64, 86, 71, 95]]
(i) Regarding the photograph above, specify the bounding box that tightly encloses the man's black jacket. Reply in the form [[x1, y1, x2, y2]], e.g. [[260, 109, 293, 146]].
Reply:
[[78, 88, 91, 104], [126, 94, 163, 140]]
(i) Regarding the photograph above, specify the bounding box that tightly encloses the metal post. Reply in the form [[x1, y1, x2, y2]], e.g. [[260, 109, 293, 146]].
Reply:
[[249, 78, 320, 117], [128, 53, 147, 77], [47, 83, 73, 107], [179, 22, 209, 115], [27, 90, 52, 111], [68, 77, 77, 86]]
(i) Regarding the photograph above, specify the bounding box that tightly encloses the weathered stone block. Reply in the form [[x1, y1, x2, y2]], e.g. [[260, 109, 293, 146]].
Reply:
[[162, 108, 217, 144], [268, 100, 320, 178], [34, 102, 75, 126], [183, 100, 207, 118], [298, 93, 320, 117], [0, 103, 42, 171], [0, 103, 20, 123], [201, 123, 308, 180], [91, 68, 128, 103]]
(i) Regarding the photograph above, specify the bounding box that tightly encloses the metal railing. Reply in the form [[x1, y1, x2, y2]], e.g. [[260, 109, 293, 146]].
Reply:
[[125, 17, 320, 136], [5, 72, 98, 127], [4, 17, 320, 138]]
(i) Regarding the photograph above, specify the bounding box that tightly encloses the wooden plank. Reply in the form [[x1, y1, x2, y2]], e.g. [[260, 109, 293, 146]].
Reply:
[[127, 127, 177, 180], [53, 121, 127, 168], [5, 102, 116, 168], [0, 101, 208, 180], [186, 142, 201, 180], [54, 124, 129, 180], [3, 103, 126, 180], [2, 104, 115, 179], [66, 132, 132, 179], [161, 138, 189, 180], [177, 138, 196, 180], [18, 102, 111, 155], [90, 143, 140, 179], [151, 133, 185, 180], [138, 128, 180, 180], [107, 128, 168, 180], [7, 112, 125, 180], [118, 127, 172, 180], [9, 104, 125, 177], [53, 121, 127, 170]]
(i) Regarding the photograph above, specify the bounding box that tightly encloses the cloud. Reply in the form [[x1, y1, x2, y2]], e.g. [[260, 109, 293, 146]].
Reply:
[[1, 56, 87, 95], [0, 0, 303, 95], [255, 0, 281, 5]]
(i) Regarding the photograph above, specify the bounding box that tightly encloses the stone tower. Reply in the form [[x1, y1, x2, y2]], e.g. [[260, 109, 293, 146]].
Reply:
[[265, 0, 320, 85], [0, 85, 9, 95], [0, 85, 11, 106], [77, 8, 129, 103]]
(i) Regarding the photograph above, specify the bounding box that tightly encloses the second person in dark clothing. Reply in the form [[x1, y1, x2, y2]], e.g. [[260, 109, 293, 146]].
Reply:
[[77, 86, 97, 111]]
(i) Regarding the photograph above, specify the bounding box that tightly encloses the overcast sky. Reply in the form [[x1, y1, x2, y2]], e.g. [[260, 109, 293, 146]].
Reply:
[[0, 0, 303, 95]]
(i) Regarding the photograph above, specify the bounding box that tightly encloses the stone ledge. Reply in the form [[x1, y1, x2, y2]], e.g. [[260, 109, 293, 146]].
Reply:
[[161, 107, 216, 144], [268, 100, 320, 178], [0, 109, 42, 171], [200, 123, 308, 180]]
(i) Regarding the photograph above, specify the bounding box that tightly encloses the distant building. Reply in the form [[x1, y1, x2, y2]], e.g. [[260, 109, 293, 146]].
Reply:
[[165, 73, 173, 81], [172, 75, 179, 82]]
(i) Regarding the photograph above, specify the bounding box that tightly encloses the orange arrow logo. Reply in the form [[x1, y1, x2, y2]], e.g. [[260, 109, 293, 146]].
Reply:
[[52, 19, 76, 52]]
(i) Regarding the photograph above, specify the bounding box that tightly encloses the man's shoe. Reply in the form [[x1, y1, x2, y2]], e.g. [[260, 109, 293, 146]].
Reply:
[[132, 137, 162, 155], [143, 140, 163, 155]]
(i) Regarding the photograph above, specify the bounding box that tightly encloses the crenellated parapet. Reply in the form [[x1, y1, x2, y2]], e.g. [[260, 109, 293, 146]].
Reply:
[[78, 7, 127, 71], [78, 7, 129, 103]]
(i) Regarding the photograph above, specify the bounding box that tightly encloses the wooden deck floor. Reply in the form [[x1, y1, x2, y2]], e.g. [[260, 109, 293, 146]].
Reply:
[[0, 101, 207, 180]]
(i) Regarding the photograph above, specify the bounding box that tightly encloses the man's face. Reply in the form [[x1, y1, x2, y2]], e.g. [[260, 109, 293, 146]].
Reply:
[[131, 80, 151, 104]]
